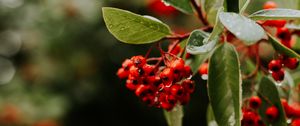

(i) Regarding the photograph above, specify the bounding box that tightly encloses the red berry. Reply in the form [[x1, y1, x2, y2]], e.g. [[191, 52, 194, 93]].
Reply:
[[142, 95, 155, 106], [291, 105, 300, 117], [179, 93, 190, 105], [129, 66, 144, 77], [160, 68, 174, 83], [281, 99, 294, 118], [183, 65, 192, 78], [249, 96, 262, 109], [268, 60, 282, 72], [160, 101, 174, 111], [185, 53, 191, 59], [170, 59, 185, 71], [280, 40, 292, 48], [166, 94, 177, 105], [220, 32, 235, 42], [291, 119, 300, 126], [276, 27, 291, 42], [126, 76, 140, 90], [143, 64, 156, 75], [242, 111, 257, 126], [170, 59, 185, 81], [263, 20, 286, 27], [126, 83, 138, 91], [135, 85, 152, 97], [146, 76, 161, 86], [131, 55, 146, 67], [117, 68, 129, 79], [158, 92, 167, 102], [283, 58, 299, 70], [169, 44, 181, 55], [170, 84, 184, 97], [147, 0, 177, 16], [182, 79, 195, 93], [198, 63, 208, 75], [265, 106, 279, 121], [263, 1, 277, 9], [122, 59, 133, 70], [272, 68, 285, 81]]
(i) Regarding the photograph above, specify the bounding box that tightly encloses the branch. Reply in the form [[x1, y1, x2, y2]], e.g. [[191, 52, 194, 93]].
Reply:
[[164, 26, 212, 41], [165, 33, 190, 40], [190, 0, 209, 26]]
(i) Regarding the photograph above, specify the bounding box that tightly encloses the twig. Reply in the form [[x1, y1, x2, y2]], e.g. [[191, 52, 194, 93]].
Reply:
[[165, 33, 190, 40], [164, 26, 212, 41], [190, 0, 209, 26], [147, 57, 162, 62], [145, 45, 154, 58]]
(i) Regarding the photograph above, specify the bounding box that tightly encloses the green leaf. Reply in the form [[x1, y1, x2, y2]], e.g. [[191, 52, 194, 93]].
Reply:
[[294, 36, 300, 51], [239, 0, 250, 14], [179, 39, 210, 75], [186, 30, 218, 54], [208, 43, 242, 126], [292, 70, 300, 85], [186, 8, 223, 55], [189, 52, 211, 75], [102, 7, 171, 44], [219, 12, 265, 45], [208, 8, 224, 42], [164, 105, 183, 126], [249, 9, 300, 20], [286, 23, 300, 30], [203, 0, 225, 25], [258, 77, 287, 126], [268, 33, 300, 59], [162, 0, 193, 14], [238, 0, 246, 10], [207, 104, 219, 126]]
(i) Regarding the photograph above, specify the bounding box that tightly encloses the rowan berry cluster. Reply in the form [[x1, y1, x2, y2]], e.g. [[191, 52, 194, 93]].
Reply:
[[117, 54, 194, 111], [262, 1, 287, 29], [261, 1, 299, 82], [268, 55, 299, 81], [281, 99, 300, 125], [242, 96, 300, 126], [242, 96, 278, 126]]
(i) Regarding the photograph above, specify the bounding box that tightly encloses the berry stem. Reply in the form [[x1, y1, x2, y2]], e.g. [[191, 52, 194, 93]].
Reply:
[[147, 57, 162, 62], [259, 65, 269, 75], [190, 0, 209, 26], [145, 45, 154, 58], [154, 40, 180, 69]]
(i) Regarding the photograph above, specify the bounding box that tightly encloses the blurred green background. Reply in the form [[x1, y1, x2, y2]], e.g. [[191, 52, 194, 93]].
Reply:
[[0, 0, 299, 126]]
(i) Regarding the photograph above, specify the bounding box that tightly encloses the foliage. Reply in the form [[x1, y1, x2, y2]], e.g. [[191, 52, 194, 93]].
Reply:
[[103, 0, 300, 126]]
